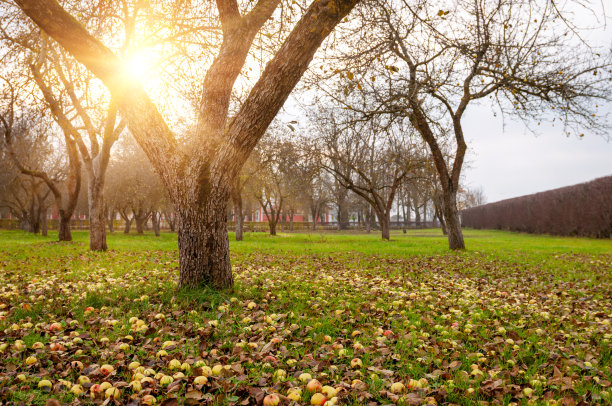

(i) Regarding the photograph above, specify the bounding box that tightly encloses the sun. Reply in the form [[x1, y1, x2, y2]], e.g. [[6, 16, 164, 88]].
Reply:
[[123, 53, 152, 77]]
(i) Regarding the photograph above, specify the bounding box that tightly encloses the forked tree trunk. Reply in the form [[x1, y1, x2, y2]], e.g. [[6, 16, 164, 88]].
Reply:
[[268, 215, 277, 236], [269, 221, 277, 235], [88, 178, 107, 250], [177, 197, 232, 290], [434, 200, 447, 235], [442, 187, 465, 249], [135, 215, 146, 234], [58, 214, 72, 241], [124, 218, 132, 234], [165, 212, 176, 232]]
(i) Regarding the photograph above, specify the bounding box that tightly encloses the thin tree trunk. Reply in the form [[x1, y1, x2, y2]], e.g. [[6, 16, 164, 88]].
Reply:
[[107, 209, 115, 233], [151, 212, 161, 237], [289, 209, 294, 231], [88, 179, 107, 251], [434, 198, 447, 235], [232, 194, 244, 241], [311, 206, 317, 231], [177, 198, 232, 290], [267, 207, 278, 236], [414, 203, 421, 227], [165, 212, 176, 232], [40, 207, 48, 237]]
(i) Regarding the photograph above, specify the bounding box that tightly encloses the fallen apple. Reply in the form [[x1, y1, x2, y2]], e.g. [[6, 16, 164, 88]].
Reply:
[[100, 364, 115, 375], [194, 375, 208, 385], [310, 392, 327, 406], [321, 386, 337, 398], [263, 394, 280, 406], [306, 379, 322, 392]]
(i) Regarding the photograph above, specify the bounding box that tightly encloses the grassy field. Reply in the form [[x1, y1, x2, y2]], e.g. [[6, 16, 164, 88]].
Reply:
[[0, 229, 610, 405]]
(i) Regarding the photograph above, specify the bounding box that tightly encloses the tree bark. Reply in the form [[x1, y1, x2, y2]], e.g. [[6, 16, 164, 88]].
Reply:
[[231, 185, 244, 241], [269, 220, 277, 235], [40, 208, 48, 237], [311, 205, 318, 231], [135, 214, 147, 234], [164, 211, 176, 232], [58, 214, 72, 241], [89, 180, 107, 250], [337, 190, 349, 230], [151, 211, 161, 237], [442, 187, 465, 249], [376, 209, 391, 240], [107, 209, 115, 233], [124, 219, 132, 234], [16, 0, 361, 290], [177, 196, 232, 290]]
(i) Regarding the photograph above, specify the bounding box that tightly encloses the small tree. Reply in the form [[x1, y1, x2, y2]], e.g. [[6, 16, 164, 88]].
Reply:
[[313, 107, 427, 240]]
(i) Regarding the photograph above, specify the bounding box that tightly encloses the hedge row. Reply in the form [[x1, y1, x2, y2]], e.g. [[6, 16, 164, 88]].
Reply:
[[461, 176, 612, 238]]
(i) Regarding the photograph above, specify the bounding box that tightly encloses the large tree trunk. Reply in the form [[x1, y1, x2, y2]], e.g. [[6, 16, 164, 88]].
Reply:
[[88, 180, 107, 251], [177, 198, 232, 290], [16, 0, 361, 291], [442, 188, 465, 249], [377, 209, 390, 241], [58, 213, 72, 241], [135, 214, 147, 234]]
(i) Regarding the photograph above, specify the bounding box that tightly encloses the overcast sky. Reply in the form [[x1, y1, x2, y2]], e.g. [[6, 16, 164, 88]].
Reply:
[[457, 9, 612, 204], [461, 104, 612, 203]]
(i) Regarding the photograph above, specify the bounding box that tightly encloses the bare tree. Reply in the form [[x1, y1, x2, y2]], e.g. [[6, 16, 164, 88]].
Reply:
[[14, 0, 361, 289], [1, 69, 82, 241], [314, 0, 612, 249], [313, 107, 427, 240]]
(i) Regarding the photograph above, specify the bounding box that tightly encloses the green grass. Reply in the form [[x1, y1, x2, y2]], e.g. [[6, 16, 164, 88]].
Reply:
[[0, 228, 610, 405]]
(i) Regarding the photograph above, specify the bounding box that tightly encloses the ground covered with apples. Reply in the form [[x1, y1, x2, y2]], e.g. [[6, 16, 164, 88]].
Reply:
[[0, 229, 611, 406]]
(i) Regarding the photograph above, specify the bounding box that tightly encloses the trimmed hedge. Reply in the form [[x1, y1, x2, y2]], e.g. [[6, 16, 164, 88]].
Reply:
[[461, 176, 612, 238]]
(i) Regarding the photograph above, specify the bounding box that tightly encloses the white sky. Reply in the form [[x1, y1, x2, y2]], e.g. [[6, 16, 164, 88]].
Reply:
[[462, 104, 612, 203], [453, 8, 612, 203]]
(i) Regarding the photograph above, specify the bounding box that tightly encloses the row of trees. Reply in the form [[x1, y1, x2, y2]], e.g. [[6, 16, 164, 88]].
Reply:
[[2, 127, 486, 240], [1, 0, 609, 289]]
